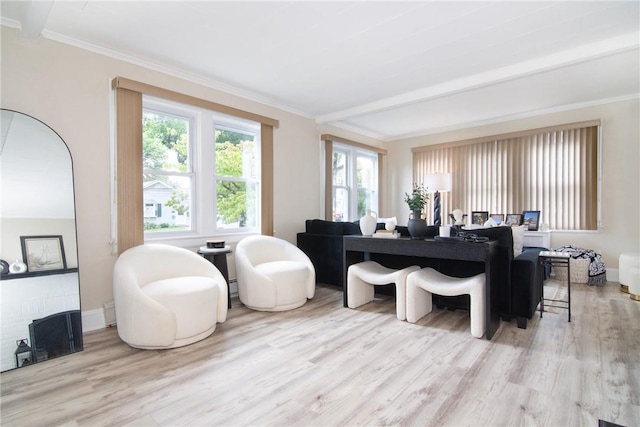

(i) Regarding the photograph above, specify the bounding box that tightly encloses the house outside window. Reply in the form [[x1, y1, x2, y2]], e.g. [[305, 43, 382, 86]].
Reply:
[[143, 96, 260, 239], [142, 105, 193, 234]]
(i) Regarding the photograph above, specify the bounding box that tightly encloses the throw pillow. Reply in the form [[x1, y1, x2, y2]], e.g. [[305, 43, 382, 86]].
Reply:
[[463, 224, 482, 230], [512, 225, 526, 257], [483, 218, 497, 227]]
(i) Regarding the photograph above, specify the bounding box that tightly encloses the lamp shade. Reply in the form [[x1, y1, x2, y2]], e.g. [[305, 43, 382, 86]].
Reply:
[[425, 173, 452, 193]]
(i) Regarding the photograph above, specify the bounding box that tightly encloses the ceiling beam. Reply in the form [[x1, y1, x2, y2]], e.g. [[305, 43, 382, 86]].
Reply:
[[316, 32, 640, 125], [21, 0, 54, 40]]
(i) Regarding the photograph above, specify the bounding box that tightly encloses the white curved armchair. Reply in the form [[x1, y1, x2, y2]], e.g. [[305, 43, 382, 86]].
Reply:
[[113, 244, 228, 349], [235, 235, 315, 311]]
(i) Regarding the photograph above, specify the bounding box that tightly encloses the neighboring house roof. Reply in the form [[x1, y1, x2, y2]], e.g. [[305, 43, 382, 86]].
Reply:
[[143, 180, 173, 191]]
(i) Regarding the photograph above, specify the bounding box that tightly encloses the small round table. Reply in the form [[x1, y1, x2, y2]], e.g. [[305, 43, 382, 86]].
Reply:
[[198, 245, 232, 308]]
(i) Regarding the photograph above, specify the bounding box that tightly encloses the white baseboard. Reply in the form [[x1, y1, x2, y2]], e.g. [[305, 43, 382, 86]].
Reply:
[[82, 308, 107, 332], [229, 278, 238, 297]]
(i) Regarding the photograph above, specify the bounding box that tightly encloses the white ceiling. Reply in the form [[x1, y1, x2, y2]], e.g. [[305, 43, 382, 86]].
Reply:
[[2, 1, 639, 141]]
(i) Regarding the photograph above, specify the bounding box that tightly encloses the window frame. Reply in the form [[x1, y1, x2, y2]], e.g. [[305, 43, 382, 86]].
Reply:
[[212, 119, 261, 233], [142, 98, 196, 238], [111, 77, 278, 255], [141, 96, 261, 245], [321, 134, 387, 222], [355, 148, 379, 220]]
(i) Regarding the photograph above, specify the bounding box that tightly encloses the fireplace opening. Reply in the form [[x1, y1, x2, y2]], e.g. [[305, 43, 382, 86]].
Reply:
[[29, 310, 83, 363]]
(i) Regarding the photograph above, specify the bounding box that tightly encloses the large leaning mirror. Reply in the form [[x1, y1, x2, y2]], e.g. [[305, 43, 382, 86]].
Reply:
[[0, 109, 82, 372]]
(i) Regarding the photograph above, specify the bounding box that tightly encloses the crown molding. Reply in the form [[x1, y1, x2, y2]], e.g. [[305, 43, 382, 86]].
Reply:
[[385, 93, 640, 142], [39, 29, 314, 120], [1, 17, 21, 30]]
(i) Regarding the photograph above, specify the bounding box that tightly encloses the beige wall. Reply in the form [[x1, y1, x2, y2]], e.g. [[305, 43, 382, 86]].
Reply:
[[1, 26, 383, 312], [386, 98, 640, 269]]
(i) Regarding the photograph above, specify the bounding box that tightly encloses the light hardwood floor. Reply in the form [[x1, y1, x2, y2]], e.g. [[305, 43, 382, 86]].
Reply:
[[1, 281, 638, 427]]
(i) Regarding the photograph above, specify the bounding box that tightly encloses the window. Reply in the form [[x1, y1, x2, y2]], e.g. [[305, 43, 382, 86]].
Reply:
[[112, 77, 278, 254], [142, 96, 260, 239], [144, 201, 161, 218], [412, 121, 599, 230], [332, 142, 378, 222], [214, 126, 260, 230], [142, 106, 193, 233]]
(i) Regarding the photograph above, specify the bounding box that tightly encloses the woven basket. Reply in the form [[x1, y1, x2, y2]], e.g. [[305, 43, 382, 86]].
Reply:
[[554, 257, 590, 284]]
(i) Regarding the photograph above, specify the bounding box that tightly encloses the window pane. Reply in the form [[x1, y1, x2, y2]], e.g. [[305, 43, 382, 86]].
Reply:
[[215, 129, 257, 178], [333, 187, 349, 222], [143, 112, 189, 172], [216, 180, 258, 229], [333, 151, 347, 186], [357, 155, 376, 190], [357, 188, 375, 219], [143, 175, 191, 232]]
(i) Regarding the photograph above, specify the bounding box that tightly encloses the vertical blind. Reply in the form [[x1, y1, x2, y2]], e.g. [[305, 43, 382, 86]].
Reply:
[[112, 77, 279, 254], [412, 121, 599, 230]]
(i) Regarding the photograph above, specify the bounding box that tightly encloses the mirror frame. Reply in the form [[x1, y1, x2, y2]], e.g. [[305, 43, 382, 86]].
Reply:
[[0, 109, 82, 371]]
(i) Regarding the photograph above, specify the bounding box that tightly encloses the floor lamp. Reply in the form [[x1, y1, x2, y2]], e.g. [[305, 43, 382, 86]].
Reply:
[[425, 173, 452, 226]]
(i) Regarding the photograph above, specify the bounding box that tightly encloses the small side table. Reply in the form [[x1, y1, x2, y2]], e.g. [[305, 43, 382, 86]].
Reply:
[[198, 245, 232, 309], [538, 251, 571, 322]]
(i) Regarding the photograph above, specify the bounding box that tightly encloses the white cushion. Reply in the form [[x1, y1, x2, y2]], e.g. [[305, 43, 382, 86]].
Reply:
[[512, 225, 526, 256], [235, 235, 316, 311], [463, 224, 482, 230], [255, 260, 308, 277], [483, 218, 497, 227], [143, 276, 218, 340], [112, 243, 228, 350]]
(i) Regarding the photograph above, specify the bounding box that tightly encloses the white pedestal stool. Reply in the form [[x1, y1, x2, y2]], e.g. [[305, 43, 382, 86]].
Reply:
[[406, 268, 486, 338], [347, 261, 420, 320], [619, 252, 640, 294]]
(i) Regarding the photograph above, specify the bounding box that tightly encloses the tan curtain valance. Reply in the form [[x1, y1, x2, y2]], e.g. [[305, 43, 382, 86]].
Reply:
[[321, 134, 387, 155], [114, 88, 143, 254], [112, 77, 279, 128]]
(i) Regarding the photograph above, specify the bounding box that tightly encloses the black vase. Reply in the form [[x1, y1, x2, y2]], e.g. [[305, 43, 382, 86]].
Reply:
[[408, 210, 426, 239]]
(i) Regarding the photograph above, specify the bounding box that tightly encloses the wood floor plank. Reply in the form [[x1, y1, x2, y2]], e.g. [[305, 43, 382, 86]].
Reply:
[[1, 281, 639, 427]]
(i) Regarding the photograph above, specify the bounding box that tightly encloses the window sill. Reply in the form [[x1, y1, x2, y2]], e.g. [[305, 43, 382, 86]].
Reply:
[[144, 231, 259, 249]]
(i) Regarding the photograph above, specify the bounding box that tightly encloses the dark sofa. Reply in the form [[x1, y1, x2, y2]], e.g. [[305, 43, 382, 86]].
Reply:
[[297, 219, 545, 329], [296, 219, 439, 286], [454, 226, 545, 329]]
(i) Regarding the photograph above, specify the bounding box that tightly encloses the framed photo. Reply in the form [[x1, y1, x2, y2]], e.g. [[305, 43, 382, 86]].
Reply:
[[505, 214, 522, 226], [522, 210, 541, 231], [490, 213, 504, 225], [471, 211, 489, 225], [20, 235, 67, 272]]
